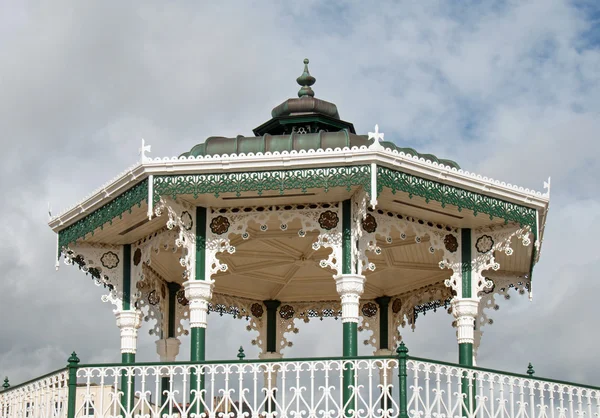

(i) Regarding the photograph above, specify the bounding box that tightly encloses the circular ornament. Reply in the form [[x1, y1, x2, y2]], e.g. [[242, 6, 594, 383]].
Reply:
[[210, 216, 231, 235], [361, 302, 378, 317], [318, 210, 339, 230], [476, 235, 494, 254], [392, 298, 402, 313], [100, 251, 119, 269], [148, 290, 160, 306], [279, 305, 295, 320], [181, 211, 193, 230], [443, 234, 459, 253], [251, 303, 264, 318], [361, 214, 378, 233], [176, 289, 189, 306], [133, 248, 142, 266]]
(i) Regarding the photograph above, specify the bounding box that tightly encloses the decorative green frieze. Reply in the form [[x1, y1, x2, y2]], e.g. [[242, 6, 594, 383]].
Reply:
[[153, 166, 371, 201], [377, 166, 536, 227], [58, 180, 148, 251]]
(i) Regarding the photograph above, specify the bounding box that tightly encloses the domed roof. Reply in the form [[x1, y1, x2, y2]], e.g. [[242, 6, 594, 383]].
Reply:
[[181, 59, 460, 169]]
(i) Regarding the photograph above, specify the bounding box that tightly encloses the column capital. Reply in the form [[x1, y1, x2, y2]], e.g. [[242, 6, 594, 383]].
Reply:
[[184, 279, 214, 328], [114, 310, 142, 354], [156, 338, 181, 362], [452, 298, 479, 345], [335, 274, 366, 323], [335, 274, 366, 295]]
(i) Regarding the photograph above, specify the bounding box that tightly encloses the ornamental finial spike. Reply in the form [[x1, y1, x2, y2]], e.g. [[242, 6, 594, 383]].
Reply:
[[139, 138, 151, 163], [297, 58, 316, 98], [68, 351, 80, 365], [2, 377, 9, 389], [527, 362, 535, 376], [396, 341, 409, 356], [237, 346, 246, 361]]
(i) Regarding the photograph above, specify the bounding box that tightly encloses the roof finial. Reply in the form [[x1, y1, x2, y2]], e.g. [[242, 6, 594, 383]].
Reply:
[[297, 58, 316, 98]]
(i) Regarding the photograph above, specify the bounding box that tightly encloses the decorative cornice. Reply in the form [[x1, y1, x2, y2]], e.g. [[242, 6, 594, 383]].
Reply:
[[50, 146, 550, 250]]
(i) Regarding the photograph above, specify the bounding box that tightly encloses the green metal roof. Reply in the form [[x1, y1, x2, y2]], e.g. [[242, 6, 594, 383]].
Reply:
[[180, 131, 460, 169]]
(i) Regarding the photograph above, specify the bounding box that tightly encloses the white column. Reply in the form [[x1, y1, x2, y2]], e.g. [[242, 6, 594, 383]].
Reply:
[[115, 310, 143, 354], [335, 274, 366, 323], [183, 280, 214, 329], [156, 338, 181, 362]]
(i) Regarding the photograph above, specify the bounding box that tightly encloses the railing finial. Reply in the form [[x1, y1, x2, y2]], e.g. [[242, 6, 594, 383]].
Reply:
[[237, 346, 246, 361], [68, 352, 80, 365], [527, 362, 535, 376], [2, 376, 9, 390]]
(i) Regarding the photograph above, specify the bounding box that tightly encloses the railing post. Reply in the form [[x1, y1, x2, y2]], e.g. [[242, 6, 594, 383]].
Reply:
[[397, 342, 409, 418], [67, 352, 80, 418]]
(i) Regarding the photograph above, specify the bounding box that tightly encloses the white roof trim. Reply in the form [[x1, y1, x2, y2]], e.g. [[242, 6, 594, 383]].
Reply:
[[48, 146, 550, 232]]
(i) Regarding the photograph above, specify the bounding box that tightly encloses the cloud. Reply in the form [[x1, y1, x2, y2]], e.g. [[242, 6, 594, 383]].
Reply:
[[0, 0, 598, 389]]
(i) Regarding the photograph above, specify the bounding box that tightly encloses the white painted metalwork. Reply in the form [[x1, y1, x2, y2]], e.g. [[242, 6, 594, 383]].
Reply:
[[407, 359, 600, 418], [0, 369, 68, 418]]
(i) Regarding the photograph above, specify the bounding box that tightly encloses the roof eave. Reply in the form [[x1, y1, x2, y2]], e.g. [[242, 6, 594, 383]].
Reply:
[[48, 148, 550, 233]]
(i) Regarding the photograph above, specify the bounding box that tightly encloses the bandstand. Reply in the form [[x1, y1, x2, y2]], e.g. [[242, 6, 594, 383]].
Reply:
[[5, 60, 593, 418]]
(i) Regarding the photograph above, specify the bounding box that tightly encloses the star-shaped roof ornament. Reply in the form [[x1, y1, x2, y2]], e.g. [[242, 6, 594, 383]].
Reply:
[[368, 124, 384, 150]]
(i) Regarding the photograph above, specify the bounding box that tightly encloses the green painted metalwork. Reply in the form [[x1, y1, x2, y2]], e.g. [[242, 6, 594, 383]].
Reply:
[[342, 200, 352, 275], [461, 229, 472, 299], [154, 166, 371, 200], [2, 377, 8, 390], [459, 343, 474, 415], [343, 322, 357, 416], [122, 244, 131, 311], [527, 363, 535, 376], [264, 300, 281, 353], [167, 282, 180, 338], [67, 352, 79, 418], [195, 207, 206, 281], [397, 343, 409, 418], [120, 352, 135, 412], [237, 346, 246, 361], [58, 179, 148, 251], [375, 296, 391, 350], [377, 166, 537, 227]]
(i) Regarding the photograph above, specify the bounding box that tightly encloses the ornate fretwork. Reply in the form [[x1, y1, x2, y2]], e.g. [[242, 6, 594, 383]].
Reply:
[[154, 198, 197, 280], [474, 274, 531, 357], [63, 243, 123, 310], [443, 225, 534, 296], [276, 300, 342, 354], [357, 206, 459, 275], [206, 203, 343, 278], [136, 264, 168, 337], [153, 166, 371, 200], [58, 179, 148, 251], [390, 282, 454, 346], [377, 166, 537, 228], [359, 300, 380, 349]]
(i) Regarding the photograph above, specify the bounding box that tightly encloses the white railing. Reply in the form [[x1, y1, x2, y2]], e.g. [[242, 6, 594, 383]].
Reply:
[[407, 358, 600, 418], [76, 358, 399, 418], [0, 369, 68, 418], [2, 356, 599, 418]]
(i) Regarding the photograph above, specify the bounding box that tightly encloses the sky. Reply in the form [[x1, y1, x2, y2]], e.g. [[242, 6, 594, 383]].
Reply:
[[0, 0, 599, 387]]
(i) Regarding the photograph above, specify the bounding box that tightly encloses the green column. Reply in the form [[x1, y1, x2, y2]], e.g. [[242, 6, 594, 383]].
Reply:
[[264, 300, 281, 414], [66, 352, 80, 418], [459, 229, 474, 415], [120, 245, 135, 412], [161, 282, 181, 406], [190, 207, 207, 414], [397, 343, 409, 418], [375, 296, 391, 410], [341, 199, 356, 416]]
